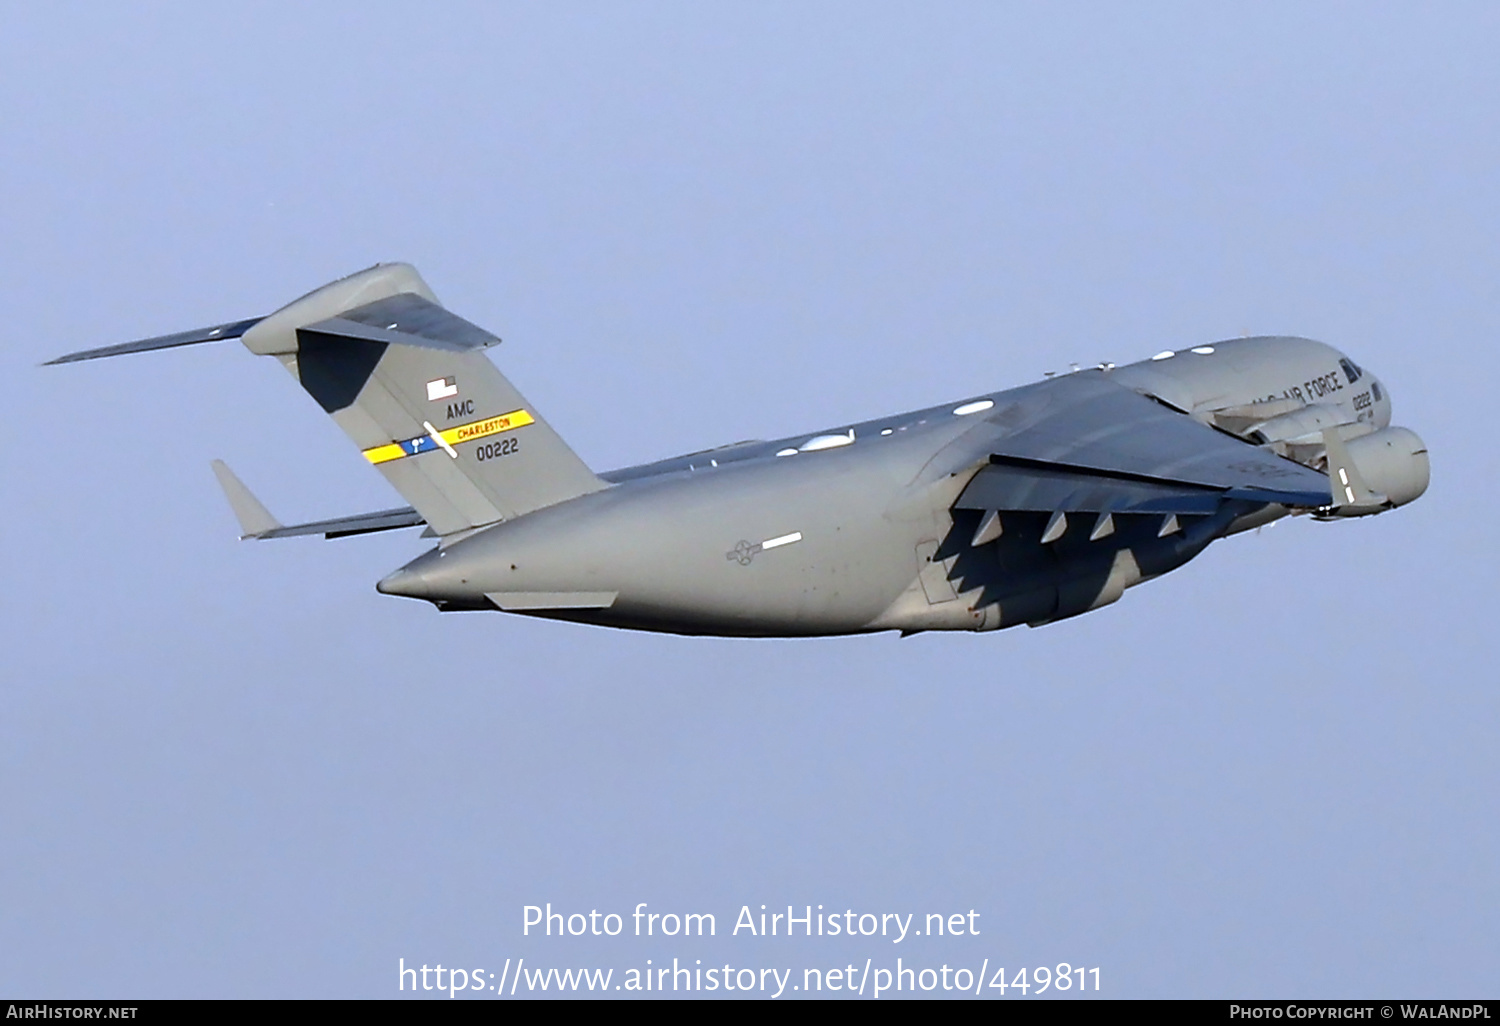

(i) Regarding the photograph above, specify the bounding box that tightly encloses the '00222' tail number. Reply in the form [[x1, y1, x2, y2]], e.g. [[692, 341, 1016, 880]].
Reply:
[[475, 437, 519, 462]]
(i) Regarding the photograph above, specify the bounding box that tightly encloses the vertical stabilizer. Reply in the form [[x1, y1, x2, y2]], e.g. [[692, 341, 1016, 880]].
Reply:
[[240, 264, 606, 536]]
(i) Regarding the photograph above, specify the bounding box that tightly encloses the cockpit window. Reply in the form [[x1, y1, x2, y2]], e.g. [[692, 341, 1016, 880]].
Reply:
[[1339, 357, 1364, 384], [1370, 379, 1383, 402]]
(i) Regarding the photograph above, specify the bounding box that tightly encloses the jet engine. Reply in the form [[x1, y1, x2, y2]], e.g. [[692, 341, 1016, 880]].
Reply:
[[1318, 426, 1430, 517], [1343, 427, 1430, 509], [1243, 403, 1351, 446]]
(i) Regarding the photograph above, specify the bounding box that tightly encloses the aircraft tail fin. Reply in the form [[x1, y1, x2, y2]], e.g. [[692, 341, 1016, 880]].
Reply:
[[237, 263, 606, 536], [50, 264, 607, 537]]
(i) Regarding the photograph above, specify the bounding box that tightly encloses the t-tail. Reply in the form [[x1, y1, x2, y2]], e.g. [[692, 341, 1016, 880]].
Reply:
[[47, 263, 607, 536]]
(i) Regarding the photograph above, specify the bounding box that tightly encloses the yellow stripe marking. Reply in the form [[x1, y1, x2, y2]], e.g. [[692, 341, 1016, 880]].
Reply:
[[364, 443, 407, 465], [443, 409, 535, 444], [362, 409, 535, 464]]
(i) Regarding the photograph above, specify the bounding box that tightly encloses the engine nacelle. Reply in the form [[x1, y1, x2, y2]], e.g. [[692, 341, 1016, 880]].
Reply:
[[1243, 403, 1350, 444], [1333, 426, 1430, 513]]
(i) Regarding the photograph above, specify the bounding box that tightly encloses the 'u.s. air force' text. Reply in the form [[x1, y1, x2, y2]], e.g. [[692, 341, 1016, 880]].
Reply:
[[523, 903, 979, 942]]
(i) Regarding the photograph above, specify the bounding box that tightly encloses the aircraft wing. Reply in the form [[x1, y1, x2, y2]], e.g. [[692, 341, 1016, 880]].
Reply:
[[253, 507, 427, 540], [211, 460, 426, 540], [949, 371, 1333, 515]]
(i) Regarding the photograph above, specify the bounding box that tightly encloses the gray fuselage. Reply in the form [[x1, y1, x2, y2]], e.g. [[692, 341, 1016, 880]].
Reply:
[[377, 336, 1405, 637]]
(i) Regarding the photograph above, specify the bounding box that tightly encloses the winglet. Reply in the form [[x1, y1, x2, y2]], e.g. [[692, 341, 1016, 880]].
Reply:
[[211, 460, 282, 539], [1320, 428, 1387, 513]]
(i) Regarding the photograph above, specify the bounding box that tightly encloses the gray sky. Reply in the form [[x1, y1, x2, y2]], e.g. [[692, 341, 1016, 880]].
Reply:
[[1, 2, 1495, 998]]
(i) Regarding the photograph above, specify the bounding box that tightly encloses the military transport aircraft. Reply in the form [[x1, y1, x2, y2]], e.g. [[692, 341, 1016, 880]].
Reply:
[[48, 263, 1429, 637]]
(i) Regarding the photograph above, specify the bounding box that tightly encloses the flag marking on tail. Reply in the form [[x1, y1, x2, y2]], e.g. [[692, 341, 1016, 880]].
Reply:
[[363, 409, 536, 464]]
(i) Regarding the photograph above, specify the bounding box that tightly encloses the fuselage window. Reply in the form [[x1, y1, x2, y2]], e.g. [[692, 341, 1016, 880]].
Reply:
[[1370, 379, 1383, 402]]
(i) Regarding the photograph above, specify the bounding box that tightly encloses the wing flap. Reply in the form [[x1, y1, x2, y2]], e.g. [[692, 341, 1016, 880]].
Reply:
[[957, 460, 1223, 515]]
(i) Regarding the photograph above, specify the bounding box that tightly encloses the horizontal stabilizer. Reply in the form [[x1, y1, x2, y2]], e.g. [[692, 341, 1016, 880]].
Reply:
[[51, 264, 606, 537], [45, 316, 263, 365], [261, 265, 606, 533], [304, 293, 500, 353], [211, 459, 425, 540]]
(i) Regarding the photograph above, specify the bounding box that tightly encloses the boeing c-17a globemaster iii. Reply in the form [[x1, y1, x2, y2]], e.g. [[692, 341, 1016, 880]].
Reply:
[[48, 263, 1430, 637]]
